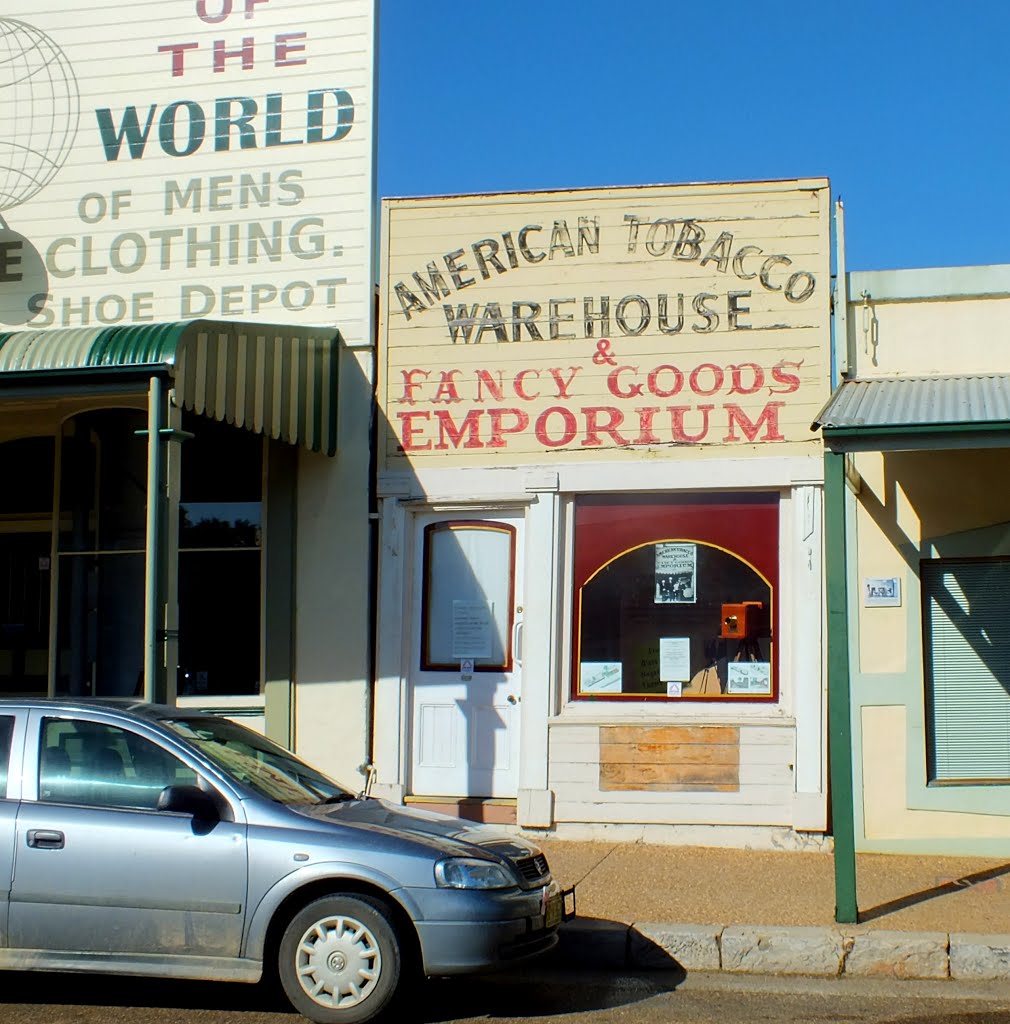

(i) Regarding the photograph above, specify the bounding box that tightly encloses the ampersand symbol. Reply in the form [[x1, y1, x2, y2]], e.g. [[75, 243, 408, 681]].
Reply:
[[592, 338, 617, 366]]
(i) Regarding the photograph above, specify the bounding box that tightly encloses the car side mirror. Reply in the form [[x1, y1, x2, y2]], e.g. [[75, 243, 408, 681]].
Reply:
[[157, 784, 220, 823]]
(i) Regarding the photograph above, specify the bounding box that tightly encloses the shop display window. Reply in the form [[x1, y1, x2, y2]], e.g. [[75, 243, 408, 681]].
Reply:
[[573, 494, 779, 701]]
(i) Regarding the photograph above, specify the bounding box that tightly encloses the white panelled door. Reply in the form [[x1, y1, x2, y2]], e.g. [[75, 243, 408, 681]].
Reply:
[[409, 512, 524, 798]]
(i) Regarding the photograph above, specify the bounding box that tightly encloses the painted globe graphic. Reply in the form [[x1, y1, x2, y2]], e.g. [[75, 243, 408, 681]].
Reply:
[[0, 18, 79, 214]]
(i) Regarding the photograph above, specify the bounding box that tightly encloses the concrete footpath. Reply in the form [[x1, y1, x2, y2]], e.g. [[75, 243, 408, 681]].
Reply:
[[535, 839, 1010, 982]]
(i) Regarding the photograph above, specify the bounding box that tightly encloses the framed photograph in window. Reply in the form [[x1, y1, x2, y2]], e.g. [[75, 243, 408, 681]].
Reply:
[[727, 661, 772, 695], [655, 543, 697, 604]]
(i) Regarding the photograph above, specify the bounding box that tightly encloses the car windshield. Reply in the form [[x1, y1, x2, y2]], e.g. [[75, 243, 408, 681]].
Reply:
[[164, 716, 355, 805]]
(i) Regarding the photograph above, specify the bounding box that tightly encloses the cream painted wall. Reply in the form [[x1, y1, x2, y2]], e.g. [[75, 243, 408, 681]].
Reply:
[[844, 271, 1010, 851], [852, 451, 912, 675], [886, 449, 1010, 542], [853, 447, 1010, 677], [850, 296, 1010, 377], [862, 706, 1010, 841], [293, 346, 374, 787]]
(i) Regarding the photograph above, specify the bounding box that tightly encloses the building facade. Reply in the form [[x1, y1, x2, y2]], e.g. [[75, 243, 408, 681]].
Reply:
[[0, 2, 377, 785], [820, 263, 1010, 856], [374, 180, 833, 844]]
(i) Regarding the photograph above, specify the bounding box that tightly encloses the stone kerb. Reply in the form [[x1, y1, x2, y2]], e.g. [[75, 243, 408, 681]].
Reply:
[[721, 926, 846, 976], [561, 920, 1010, 981]]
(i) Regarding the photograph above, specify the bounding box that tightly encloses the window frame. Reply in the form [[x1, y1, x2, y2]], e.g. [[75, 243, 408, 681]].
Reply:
[[420, 520, 517, 673], [571, 493, 780, 703]]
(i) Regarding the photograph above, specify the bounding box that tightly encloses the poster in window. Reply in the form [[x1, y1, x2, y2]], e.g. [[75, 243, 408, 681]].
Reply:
[[655, 543, 697, 604], [451, 600, 493, 659], [727, 661, 772, 695], [580, 662, 623, 694], [659, 637, 691, 682]]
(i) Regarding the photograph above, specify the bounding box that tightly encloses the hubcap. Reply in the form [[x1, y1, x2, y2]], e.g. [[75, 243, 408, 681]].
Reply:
[[295, 914, 382, 1008]]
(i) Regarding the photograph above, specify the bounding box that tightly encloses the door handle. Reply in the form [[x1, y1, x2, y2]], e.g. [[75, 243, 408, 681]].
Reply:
[[512, 621, 524, 665], [27, 830, 65, 850]]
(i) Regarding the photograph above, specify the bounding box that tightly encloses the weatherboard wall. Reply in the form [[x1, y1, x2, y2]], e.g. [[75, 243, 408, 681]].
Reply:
[[379, 180, 831, 468]]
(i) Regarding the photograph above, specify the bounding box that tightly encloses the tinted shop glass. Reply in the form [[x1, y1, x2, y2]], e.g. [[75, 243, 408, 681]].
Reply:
[[573, 494, 778, 701], [59, 411, 147, 553]]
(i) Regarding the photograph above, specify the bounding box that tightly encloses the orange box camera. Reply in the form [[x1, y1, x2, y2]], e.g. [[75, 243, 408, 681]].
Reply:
[[720, 601, 764, 639]]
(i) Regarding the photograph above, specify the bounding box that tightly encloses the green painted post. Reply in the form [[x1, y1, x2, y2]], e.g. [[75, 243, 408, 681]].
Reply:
[[143, 375, 163, 705], [825, 448, 858, 923]]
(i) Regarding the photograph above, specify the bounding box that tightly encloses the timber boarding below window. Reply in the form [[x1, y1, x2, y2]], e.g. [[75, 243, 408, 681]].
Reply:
[[573, 494, 778, 701]]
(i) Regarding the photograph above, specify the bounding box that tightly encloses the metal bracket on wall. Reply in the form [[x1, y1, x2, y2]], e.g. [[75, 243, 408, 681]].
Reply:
[[133, 428, 195, 442]]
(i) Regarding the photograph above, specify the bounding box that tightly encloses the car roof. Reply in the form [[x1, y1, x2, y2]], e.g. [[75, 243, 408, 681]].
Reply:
[[0, 698, 201, 722]]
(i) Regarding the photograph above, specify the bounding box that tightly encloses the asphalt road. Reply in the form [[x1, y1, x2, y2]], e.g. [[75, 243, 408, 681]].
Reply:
[[3, 967, 1010, 1024]]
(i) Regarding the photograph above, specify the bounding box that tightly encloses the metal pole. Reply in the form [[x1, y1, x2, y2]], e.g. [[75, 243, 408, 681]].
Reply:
[[143, 375, 162, 703], [825, 448, 857, 922]]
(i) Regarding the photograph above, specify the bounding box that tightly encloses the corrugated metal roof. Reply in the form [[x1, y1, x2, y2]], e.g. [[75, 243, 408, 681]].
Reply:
[[812, 375, 1010, 431], [0, 320, 340, 456], [0, 327, 106, 371]]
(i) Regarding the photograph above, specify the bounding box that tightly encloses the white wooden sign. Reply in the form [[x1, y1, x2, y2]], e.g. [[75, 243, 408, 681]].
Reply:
[[1, 1, 375, 340]]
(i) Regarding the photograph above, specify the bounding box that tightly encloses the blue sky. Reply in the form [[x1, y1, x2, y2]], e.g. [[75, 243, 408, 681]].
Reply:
[[377, 0, 1008, 273]]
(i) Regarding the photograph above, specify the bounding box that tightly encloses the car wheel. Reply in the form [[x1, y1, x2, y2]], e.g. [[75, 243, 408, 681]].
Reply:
[[277, 894, 401, 1024]]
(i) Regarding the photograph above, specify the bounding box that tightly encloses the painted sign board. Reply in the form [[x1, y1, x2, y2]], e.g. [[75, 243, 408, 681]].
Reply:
[[379, 180, 831, 466], [0, 1, 375, 343]]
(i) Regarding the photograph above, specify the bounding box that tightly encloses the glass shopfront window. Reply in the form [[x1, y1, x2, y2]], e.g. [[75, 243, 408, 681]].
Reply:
[[0, 438, 55, 696], [177, 416, 263, 697], [573, 494, 779, 701], [56, 410, 148, 697], [52, 410, 266, 699]]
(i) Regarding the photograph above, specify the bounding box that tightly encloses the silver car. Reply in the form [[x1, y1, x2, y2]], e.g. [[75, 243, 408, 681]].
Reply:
[[0, 700, 564, 1022]]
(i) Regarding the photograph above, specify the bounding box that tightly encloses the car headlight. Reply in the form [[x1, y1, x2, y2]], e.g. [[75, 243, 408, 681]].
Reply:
[[434, 857, 514, 890]]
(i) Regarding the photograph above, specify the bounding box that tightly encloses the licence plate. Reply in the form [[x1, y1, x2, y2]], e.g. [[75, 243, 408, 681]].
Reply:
[[545, 892, 562, 929]]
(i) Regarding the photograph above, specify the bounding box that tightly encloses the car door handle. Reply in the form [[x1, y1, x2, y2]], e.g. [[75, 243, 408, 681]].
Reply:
[[27, 830, 65, 850]]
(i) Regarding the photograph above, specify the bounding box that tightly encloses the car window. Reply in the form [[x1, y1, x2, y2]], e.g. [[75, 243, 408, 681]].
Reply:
[[0, 716, 14, 798], [38, 717, 198, 810], [165, 715, 352, 805]]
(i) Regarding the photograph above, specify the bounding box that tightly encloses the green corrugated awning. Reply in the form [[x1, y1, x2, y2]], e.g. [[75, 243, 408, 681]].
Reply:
[[0, 319, 340, 455], [811, 375, 1010, 452]]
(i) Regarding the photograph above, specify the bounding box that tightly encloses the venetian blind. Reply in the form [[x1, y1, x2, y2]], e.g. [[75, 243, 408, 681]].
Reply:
[[923, 560, 1010, 782]]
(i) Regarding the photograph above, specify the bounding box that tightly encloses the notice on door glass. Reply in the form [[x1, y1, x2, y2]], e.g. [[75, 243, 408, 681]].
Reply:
[[452, 600, 493, 659]]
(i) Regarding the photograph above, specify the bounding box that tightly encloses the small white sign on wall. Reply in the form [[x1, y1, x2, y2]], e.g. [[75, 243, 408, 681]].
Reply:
[[863, 577, 902, 607]]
